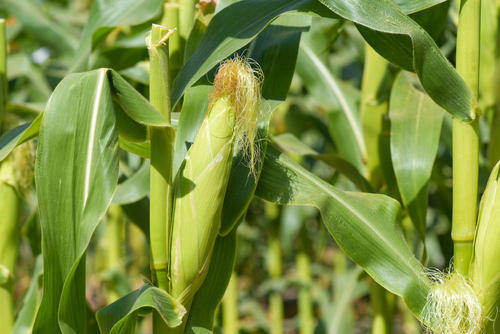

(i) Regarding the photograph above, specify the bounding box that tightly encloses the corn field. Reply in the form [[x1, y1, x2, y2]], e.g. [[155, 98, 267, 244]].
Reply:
[[1, 0, 500, 333]]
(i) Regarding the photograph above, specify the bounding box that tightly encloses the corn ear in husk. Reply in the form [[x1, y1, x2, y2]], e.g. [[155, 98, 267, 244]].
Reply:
[[471, 160, 500, 325], [169, 57, 261, 305]]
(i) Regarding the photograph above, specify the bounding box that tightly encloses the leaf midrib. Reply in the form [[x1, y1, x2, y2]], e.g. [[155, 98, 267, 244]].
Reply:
[[277, 152, 424, 281]]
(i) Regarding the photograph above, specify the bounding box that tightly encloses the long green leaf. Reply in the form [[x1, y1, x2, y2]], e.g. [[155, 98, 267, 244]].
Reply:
[[171, 0, 311, 107], [71, 0, 163, 71], [318, 0, 474, 121], [272, 133, 373, 192], [12, 256, 43, 334], [96, 285, 186, 334], [32, 68, 169, 333], [0, 69, 168, 162], [171, 0, 447, 107], [34, 69, 120, 333], [0, 114, 42, 162], [112, 162, 150, 205], [256, 147, 431, 317], [390, 72, 444, 238], [296, 42, 366, 168], [109, 70, 169, 127]]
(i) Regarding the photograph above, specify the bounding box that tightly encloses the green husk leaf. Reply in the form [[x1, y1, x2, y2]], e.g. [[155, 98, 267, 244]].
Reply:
[[471, 161, 500, 321], [170, 96, 236, 303], [184, 229, 238, 332]]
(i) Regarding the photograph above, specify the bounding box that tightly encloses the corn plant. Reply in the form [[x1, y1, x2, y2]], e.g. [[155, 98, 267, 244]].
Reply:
[[1, 0, 500, 333]]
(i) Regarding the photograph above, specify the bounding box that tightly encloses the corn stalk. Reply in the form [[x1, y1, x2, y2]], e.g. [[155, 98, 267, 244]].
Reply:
[[0, 19, 20, 333], [452, 0, 481, 277], [148, 24, 175, 334]]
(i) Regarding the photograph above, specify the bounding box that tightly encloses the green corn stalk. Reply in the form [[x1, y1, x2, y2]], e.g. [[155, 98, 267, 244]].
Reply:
[[104, 205, 125, 304], [370, 282, 393, 334], [269, 236, 283, 334], [360, 43, 391, 191], [297, 251, 313, 334], [0, 19, 5, 131], [169, 56, 261, 322], [452, 0, 481, 277], [266, 203, 283, 334], [0, 160, 20, 333], [161, 0, 196, 86], [485, 0, 500, 167], [0, 19, 21, 333], [149, 24, 174, 292], [148, 24, 175, 334]]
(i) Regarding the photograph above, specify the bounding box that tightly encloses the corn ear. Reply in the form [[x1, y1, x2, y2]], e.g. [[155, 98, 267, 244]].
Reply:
[[471, 160, 500, 322], [169, 57, 261, 305]]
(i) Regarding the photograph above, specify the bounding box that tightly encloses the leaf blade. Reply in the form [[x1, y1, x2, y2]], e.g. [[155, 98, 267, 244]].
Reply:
[[34, 69, 119, 333]]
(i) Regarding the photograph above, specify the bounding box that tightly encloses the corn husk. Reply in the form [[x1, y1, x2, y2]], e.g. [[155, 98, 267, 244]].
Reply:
[[169, 57, 261, 305], [471, 160, 500, 324]]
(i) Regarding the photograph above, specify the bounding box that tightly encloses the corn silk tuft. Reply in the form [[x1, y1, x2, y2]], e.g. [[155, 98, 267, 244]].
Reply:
[[422, 271, 482, 334], [210, 55, 263, 175]]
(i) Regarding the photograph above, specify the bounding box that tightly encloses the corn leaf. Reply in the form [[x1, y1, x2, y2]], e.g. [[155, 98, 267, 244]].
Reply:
[[390, 72, 444, 239], [318, 0, 474, 121], [33, 69, 119, 333], [0, 113, 42, 162], [118, 138, 150, 159], [121, 198, 150, 242], [109, 69, 169, 127], [256, 146, 431, 317], [296, 41, 365, 171], [171, 0, 314, 107], [71, 0, 163, 71], [96, 285, 186, 334], [0, 69, 167, 162], [33, 68, 169, 333], [112, 162, 150, 205], [12, 256, 43, 334], [272, 133, 373, 192], [171, 0, 448, 108]]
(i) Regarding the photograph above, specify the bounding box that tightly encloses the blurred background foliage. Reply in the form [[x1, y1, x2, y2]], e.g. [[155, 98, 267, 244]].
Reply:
[[1, 0, 498, 333]]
